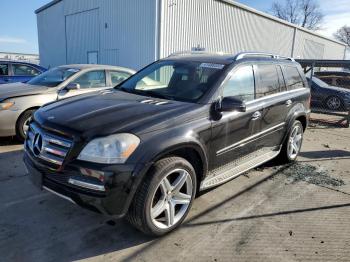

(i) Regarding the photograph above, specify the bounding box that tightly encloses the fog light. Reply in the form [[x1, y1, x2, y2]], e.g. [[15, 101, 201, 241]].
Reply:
[[79, 167, 105, 182]]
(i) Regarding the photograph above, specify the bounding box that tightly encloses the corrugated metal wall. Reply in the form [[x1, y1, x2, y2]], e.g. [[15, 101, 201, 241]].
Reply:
[[37, 0, 346, 69], [159, 0, 346, 60], [37, 0, 157, 70], [293, 29, 346, 59], [37, 1, 66, 68]]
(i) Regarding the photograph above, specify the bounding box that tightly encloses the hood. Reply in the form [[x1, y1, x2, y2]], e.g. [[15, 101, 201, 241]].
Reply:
[[35, 90, 204, 138], [0, 82, 50, 101]]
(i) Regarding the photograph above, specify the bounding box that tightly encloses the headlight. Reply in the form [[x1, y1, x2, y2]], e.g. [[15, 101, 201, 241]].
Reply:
[[77, 133, 140, 164], [0, 101, 15, 110]]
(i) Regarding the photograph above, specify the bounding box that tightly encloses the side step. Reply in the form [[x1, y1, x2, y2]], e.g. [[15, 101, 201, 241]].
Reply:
[[200, 148, 280, 190]]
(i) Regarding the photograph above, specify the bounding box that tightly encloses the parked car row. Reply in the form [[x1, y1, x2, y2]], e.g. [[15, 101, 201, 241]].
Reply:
[[2, 52, 350, 235], [0, 64, 136, 140]]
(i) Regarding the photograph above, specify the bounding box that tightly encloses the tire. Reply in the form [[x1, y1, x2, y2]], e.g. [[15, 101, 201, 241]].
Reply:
[[277, 120, 304, 164], [325, 96, 344, 111], [16, 109, 35, 142], [126, 157, 197, 236]]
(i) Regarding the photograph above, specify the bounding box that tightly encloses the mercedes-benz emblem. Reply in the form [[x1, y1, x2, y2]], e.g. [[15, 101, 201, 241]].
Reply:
[[32, 133, 43, 156]]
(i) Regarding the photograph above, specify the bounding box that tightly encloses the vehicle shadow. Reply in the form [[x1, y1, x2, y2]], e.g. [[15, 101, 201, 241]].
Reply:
[[0, 136, 23, 146], [299, 149, 350, 162], [0, 148, 153, 262]]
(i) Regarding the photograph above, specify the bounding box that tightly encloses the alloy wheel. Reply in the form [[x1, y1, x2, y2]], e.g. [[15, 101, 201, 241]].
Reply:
[[150, 169, 193, 229], [23, 116, 32, 136], [287, 125, 303, 160], [327, 97, 341, 110]]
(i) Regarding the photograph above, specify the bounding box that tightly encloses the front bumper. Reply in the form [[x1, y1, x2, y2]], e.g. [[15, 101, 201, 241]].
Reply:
[[0, 109, 22, 136], [24, 150, 148, 218]]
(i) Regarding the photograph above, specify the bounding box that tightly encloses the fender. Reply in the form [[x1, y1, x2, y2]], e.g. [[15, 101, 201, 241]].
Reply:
[[119, 133, 209, 216], [282, 102, 309, 144]]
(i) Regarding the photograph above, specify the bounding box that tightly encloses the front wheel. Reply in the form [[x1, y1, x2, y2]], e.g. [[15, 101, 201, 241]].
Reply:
[[277, 120, 304, 163], [325, 96, 343, 111], [127, 157, 197, 236], [16, 109, 36, 142]]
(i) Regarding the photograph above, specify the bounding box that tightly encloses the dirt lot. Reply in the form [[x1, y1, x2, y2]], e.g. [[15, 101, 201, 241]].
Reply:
[[1, 125, 350, 262]]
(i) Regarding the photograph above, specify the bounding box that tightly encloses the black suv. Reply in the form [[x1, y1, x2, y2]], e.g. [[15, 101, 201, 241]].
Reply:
[[24, 52, 310, 236]]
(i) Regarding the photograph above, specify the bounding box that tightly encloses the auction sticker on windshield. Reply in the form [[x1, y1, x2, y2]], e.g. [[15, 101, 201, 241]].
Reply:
[[199, 63, 225, 69]]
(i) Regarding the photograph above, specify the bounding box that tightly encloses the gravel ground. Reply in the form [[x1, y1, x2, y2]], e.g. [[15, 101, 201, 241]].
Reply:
[[0, 126, 349, 262]]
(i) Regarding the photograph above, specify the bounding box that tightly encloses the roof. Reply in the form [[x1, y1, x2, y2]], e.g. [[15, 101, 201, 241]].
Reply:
[[57, 64, 136, 72], [219, 0, 346, 47], [35, 0, 62, 14], [164, 51, 297, 65], [35, 0, 346, 47]]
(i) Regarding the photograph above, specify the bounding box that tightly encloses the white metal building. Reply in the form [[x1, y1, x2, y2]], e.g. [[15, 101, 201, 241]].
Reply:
[[0, 52, 40, 64], [36, 0, 347, 70]]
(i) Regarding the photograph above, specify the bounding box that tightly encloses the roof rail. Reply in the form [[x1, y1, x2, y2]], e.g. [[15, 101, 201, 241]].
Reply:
[[168, 50, 228, 57], [234, 52, 295, 62]]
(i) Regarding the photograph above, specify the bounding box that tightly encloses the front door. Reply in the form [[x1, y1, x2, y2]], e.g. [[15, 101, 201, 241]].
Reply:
[[58, 70, 110, 99], [10, 63, 40, 83], [0, 63, 10, 84], [209, 64, 261, 171]]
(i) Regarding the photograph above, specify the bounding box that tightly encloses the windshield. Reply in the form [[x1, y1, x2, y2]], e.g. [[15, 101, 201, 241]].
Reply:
[[311, 77, 329, 88], [117, 60, 226, 102], [27, 67, 80, 87]]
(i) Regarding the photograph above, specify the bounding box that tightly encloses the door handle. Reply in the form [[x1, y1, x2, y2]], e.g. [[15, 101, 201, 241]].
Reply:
[[286, 99, 292, 107], [252, 111, 262, 120]]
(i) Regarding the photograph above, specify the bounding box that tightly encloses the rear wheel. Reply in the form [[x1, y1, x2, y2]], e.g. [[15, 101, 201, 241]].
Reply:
[[127, 157, 196, 236], [277, 120, 304, 163], [16, 109, 35, 142]]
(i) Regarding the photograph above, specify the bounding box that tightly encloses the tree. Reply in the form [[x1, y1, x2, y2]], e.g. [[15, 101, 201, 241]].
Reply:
[[334, 25, 350, 46], [271, 0, 324, 30]]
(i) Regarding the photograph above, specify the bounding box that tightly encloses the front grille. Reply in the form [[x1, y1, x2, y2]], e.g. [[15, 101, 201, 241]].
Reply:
[[26, 122, 73, 168]]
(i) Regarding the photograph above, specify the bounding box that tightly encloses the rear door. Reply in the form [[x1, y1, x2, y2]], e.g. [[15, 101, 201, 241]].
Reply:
[[0, 63, 10, 84], [10, 63, 41, 83], [254, 63, 288, 151], [108, 70, 133, 87]]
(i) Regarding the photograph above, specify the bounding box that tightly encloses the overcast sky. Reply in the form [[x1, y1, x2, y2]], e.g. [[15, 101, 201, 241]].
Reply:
[[0, 0, 349, 54]]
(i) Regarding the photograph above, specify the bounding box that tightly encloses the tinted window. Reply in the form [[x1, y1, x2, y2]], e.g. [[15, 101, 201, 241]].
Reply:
[[73, 70, 106, 88], [0, 64, 8, 75], [12, 64, 40, 76], [110, 71, 132, 86], [256, 65, 280, 98], [222, 65, 255, 102], [284, 66, 304, 90], [28, 67, 79, 87]]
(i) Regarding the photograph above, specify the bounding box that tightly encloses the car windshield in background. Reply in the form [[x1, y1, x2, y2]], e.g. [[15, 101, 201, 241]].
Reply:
[[117, 60, 225, 102], [27, 68, 80, 87], [311, 77, 329, 88]]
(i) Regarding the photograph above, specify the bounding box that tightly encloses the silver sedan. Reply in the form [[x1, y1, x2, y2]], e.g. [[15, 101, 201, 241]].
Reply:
[[0, 64, 136, 140]]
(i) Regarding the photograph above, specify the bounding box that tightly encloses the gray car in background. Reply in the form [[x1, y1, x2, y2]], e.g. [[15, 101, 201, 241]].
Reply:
[[0, 64, 136, 140]]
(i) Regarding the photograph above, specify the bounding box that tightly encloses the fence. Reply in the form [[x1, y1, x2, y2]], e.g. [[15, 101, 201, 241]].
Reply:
[[297, 59, 350, 128]]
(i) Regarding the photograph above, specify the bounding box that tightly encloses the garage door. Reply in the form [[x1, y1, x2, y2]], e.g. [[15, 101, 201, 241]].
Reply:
[[65, 8, 99, 64]]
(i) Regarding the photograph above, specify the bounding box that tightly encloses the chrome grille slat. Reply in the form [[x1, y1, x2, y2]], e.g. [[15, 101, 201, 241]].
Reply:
[[43, 144, 68, 157], [26, 122, 72, 168]]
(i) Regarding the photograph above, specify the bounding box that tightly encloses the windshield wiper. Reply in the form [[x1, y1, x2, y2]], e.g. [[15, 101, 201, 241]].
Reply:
[[139, 90, 174, 100]]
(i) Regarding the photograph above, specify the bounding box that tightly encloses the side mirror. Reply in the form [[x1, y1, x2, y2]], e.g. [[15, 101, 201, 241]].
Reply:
[[216, 96, 246, 112], [66, 83, 80, 90]]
